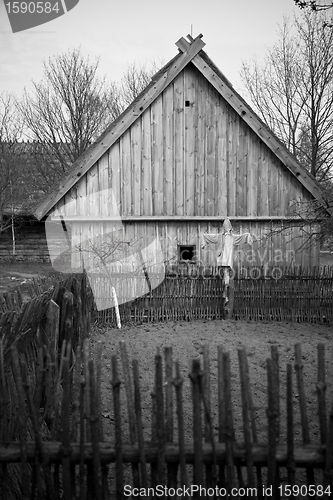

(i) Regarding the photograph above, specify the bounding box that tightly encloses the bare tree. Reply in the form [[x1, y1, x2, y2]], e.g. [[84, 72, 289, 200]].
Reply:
[[18, 51, 162, 193], [0, 93, 25, 236], [294, 1, 333, 12], [18, 48, 122, 192], [117, 61, 162, 108], [241, 12, 333, 182]]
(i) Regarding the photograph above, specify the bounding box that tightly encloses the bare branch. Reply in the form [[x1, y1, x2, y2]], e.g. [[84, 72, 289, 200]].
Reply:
[[241, 12, 333, 182]]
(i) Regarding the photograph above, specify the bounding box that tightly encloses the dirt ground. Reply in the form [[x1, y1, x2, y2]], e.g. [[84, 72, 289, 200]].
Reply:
[[91, 319, 333, 448]]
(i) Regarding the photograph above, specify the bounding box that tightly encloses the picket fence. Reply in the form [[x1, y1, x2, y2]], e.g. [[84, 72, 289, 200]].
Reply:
[[0, 340, 332, 499]]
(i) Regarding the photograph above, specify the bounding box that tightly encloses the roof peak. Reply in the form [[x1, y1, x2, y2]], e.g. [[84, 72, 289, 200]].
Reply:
[[175, 33, 204, 54]]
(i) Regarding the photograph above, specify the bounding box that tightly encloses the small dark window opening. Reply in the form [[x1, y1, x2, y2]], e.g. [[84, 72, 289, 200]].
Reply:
[[178, 245, 196, 261], [185, 100, 190, 107]]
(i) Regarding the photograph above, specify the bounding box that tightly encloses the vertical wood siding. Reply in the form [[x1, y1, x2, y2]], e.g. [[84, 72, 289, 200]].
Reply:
[[51, 63, 318, 267], [66, 220, 319, 269], [55, 63, 313, 218]]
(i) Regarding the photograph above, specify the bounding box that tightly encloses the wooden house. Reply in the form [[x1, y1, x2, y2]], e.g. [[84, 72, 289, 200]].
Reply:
[[35, 34, 327, 275], [0, 141, 51, 262]]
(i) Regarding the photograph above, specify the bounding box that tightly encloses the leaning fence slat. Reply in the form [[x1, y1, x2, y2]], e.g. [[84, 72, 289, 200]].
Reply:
[[242, 344, 263, 497], [223, 351, 236, 490], [21, 359, 54, 500], [44, 299, 60, 363], [10, 347, 30, 500], [164, 346, 177, 488], [71, 347, 81, 443], [33, 347, 44, 414], [79, 373, 86, 500], [150, 384, 157, 489], [133, 359, 148, 488], [237, 347, 255, 488], [270, 345, 281, 489], [119, 341, 140, 487], [190, 357, 204, 491], [316, 343, 327, 445], [0, 340, 9, 441], [324, 397, 333, 490], [89, 359, 102, 500], [0, 463, 8, 500], [217, 346, 226, 488], [95, 343, 110, 500], [51, 340, 67, 439], [202, 345, 211, 484], [111, 354, 123, 500], [266, 357, 279, 499], [61, 350, 72, 500], [286, 363, 296, 486], [294, 343, 315, 486], [173, 360, 188, 489], [155, 349, 166, 487], [202, 343, 217, 488]]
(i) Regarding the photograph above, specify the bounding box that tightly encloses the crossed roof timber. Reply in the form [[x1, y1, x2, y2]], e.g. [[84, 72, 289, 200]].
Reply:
[[35, 34, 327, 220]]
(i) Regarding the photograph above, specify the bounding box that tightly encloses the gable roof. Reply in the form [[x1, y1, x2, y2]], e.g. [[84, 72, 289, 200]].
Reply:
[[34, 33, 326, 220]]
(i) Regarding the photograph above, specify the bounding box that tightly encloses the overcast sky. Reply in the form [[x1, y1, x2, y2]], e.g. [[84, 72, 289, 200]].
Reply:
[[0, 0, 300, 99]]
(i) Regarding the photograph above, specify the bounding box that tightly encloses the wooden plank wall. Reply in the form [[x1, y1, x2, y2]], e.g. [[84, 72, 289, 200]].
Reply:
[[65, 220, 318, 270], [50, 63, 318, 268], [54, 63, 312, 220], [0, 220, 50, 262]]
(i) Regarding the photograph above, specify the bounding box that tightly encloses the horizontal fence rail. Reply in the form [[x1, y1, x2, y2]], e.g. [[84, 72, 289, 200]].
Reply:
[[0, 340, 332, 499]]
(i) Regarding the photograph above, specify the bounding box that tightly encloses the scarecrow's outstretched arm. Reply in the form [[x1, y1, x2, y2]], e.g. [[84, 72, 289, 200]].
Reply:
[[201, 233, 220, 249], [233, 233, 255, 246]]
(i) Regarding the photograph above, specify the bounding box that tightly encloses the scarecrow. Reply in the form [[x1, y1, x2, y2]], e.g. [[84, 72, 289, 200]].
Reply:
[[202, 218, 254, 304]]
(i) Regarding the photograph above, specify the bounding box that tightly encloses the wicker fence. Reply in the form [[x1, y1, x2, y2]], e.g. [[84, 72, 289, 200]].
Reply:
[[93, 265, 333, 325], [93, 268, 226, 324], [2, 265, 332, 328], [0, 273, 93, 500], [233, 266, 333, 323], [0, 340, 332, 499], [0, 273, 92, 440]]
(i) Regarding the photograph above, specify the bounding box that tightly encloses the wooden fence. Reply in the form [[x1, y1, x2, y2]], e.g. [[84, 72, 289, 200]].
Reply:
[[0, 273, 92, 439], [233, 266, 333, 323], [93, 265, 333, 325], [2, 265, 332, 329], [0, 273, 93, 500], [93, 269, 226, 324], [0, 340, 332, 499], [0, 274, 92, 361]]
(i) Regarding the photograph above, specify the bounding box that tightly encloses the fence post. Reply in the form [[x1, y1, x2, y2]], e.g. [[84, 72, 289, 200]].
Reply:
[[225, 274, 234, 318], [190, 358, 204, 492], [44, 299, 60, 362]]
